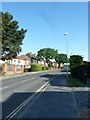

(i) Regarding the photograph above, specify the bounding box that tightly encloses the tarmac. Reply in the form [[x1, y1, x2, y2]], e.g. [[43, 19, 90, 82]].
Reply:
[[17, 73, 80, 118]]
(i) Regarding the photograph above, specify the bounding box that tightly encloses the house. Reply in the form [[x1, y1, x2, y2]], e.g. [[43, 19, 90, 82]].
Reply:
[[16, 55, 31, 68], [49, 59, 59, 69], [38, 59, 45, 66], [0, 55, 31, 75], [38, 58, 48, 67], [0, 58, 25, 75], [0, 58, 25, 66], [26, 52, 37, 63]]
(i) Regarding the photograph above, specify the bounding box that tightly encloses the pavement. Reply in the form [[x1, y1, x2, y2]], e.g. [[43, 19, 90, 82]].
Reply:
[[17, 73, 80, 118]]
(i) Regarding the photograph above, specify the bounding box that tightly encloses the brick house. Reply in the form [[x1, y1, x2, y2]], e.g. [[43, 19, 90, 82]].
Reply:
[[16, 55, 31, 69], [0, 55, 31, 75]]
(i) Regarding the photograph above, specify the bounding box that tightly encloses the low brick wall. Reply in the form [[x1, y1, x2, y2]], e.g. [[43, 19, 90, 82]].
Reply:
[[2, 63, 24, 75]]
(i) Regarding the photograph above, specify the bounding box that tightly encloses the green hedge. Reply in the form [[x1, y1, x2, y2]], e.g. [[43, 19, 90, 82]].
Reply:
[[42, 66, 48, 71], [71, 66, 78, 78], [31, 63, 42, 72], [87, 62, 90, 78], [71, 64, 89, 84], [77, 65, 87, 84]]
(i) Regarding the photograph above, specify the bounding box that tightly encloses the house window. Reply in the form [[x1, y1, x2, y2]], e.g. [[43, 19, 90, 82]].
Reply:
[[18, 60, 20, 63]]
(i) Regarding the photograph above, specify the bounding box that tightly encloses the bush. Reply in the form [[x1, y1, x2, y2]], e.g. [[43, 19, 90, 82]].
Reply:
[[48, 62, 53, 69], [87, 62, 90, 78], [77, 65, 87, 84], [31, 63, 42, 72], [71, 66, 78, 78], [28, 67, 31, 72], [71, 64, 88, 84], [42, 66, 48, 71], [70, 55, 83, 67]]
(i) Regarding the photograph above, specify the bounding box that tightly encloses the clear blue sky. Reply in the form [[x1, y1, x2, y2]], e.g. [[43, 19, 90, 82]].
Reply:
[[2, 2, 88, 60]]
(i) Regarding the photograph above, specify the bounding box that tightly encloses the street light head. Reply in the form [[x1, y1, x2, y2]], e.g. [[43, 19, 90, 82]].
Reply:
[[64, 33, 68, 35]]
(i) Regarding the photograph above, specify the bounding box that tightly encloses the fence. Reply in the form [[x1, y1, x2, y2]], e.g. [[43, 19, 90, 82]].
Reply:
[[7, 64, 13, 71], [2, 63, 24, 75]]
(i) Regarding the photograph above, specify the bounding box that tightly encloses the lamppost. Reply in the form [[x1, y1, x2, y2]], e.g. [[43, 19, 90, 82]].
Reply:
[[64, 32, 68, 80]]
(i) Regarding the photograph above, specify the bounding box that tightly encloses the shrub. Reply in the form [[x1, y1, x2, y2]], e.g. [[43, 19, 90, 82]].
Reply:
[[71, 64, 88, 84], [28, 67, 31, 72], [31, 63, 42, 72], [87, 62, 90, 78], [48, 62, 53, 69], [70, 55, 83, 67], [71, 66, 78, 78], [77, 65, 87, 84], [42, 66, 48, 71]]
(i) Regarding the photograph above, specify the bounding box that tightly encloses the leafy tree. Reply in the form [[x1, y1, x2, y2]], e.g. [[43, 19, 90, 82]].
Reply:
[[1, 12, 27, 60], [0, 13, 2, 58], [37, 48, 58, 63], [55, 53, 67, 64], [55, 53, 67, 68], [70, 55, 83, 67]]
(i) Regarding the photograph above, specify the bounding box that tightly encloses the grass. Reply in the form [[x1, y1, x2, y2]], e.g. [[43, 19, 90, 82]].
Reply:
[[67, 75, 85, 87]]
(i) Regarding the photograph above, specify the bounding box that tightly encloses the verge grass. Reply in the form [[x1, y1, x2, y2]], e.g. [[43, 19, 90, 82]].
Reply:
[[67, 74, 85, 87]]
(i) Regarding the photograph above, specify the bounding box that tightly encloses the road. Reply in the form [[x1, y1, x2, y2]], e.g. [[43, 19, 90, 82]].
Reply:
[[1, 70, 61, 118]]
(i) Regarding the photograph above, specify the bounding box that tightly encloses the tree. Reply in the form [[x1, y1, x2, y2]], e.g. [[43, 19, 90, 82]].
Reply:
[[0, 13, 2, 58], [55, 53, 67, 64], [1, 12, 27, 60], [37, 48, 58, 63], [70, 55, 83, 67], [55, 53, 67, 68]]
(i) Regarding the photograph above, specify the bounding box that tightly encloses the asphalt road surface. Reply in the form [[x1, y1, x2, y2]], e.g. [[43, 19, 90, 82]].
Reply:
[[1, 70, 61, 118]]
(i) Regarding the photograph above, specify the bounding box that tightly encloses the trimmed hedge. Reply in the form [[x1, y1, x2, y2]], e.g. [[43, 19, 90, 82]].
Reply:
[[42, 66, 48, 71], [70, 66, 78, 78], [71, 63, 90, 84], [87, 62, 90, 78], [77, 65, 87, 84], [31, 63, 42, 72]]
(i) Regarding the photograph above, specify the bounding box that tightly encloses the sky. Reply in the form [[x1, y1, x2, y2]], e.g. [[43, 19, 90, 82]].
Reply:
[[2, 2, 88, 60]]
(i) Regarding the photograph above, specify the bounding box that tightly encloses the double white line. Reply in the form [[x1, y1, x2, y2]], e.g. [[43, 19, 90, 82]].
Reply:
[[4, 74, 59, 119]]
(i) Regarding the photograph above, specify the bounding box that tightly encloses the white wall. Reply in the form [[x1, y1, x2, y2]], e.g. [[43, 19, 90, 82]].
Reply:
[[0, 59, 25, 65], [9, 59, 25, 65], [0, 60, 5, 64]]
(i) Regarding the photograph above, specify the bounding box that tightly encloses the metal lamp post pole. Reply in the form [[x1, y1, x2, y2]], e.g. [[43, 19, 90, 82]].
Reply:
[[64, 33, 68, 80]]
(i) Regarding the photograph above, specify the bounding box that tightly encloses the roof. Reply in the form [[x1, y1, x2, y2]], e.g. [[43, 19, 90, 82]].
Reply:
[[16, 55, 30, 60], [26, 53, 37, 59]]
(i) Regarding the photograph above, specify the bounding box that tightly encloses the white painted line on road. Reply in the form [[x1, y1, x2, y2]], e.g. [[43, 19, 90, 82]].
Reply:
[[20, 79, 30, 83], [20, 77, 36, 83], [4, 73, 60, 120], [0, 86, 8, 91]]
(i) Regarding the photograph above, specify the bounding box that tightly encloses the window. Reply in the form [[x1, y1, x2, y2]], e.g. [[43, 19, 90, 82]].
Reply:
[[18, 60, 20, 63]]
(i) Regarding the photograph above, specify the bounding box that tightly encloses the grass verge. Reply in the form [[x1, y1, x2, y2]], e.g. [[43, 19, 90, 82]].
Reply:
[[67, 75, 85, 87]]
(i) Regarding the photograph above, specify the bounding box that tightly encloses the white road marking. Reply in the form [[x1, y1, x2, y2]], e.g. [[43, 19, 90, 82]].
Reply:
[[20, 79, 30, 83], [0, 86, 8, 91], [5, 74, 60, 119], [20, 78, 37, 84]]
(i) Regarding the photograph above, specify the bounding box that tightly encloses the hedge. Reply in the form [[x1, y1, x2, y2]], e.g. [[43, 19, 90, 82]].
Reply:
[[42, 66, 48, 71], [71, 63, 90, 84], [31, 63, 42, 72]]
